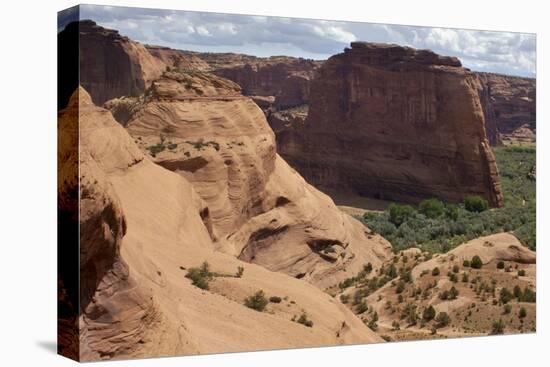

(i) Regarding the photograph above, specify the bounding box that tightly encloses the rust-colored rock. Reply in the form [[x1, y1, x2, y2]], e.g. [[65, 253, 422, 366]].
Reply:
[[145, 45, 210, 71], [476, 72, 536, 145], [278, 42, 504, 207], [59, 21, 166, 105], [110, 70, 392, 288]]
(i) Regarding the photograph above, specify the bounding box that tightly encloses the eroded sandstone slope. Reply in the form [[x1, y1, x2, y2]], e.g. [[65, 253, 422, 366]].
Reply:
[[335, 233, 536, 341], [108, 70, 392, 289], [61, 87, 384, 361], [278, 42, 504, 207]]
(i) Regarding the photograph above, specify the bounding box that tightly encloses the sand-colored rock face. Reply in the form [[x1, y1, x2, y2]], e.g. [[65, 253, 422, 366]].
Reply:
[[113, 71, 392, 289], [145, 45, 211, 72], [60, 86, 384, 360], [476, 72, 536, 145], [278, 42, 503, 207], [59, 21, 166, 105]]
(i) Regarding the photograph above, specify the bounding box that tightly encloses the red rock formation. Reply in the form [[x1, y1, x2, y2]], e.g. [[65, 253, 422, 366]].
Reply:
[[58, 20, 166, 105], [145, 45, 210, 71], [476, 72, 536, 145], [198, 54, 320, 109], [278, 42, 503, 207], [110, 70, 392, 288]]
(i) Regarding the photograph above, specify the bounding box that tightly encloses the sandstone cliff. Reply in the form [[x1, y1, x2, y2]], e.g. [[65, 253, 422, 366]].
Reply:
[[476, 72, 536, 145], [278, 42, 504, 207], [59, 21, 166, 105], [60, 87, 385, 360], [111, 70, 392, 289]]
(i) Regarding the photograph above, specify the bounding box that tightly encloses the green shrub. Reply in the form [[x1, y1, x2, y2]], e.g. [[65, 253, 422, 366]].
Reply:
[[388, 204, 416, 226], [452, 264, 460, 273], [269, 296, 282, 303], [296, 312, 313, 327], [499, 287, 513, 304], [521, 287, 536, 303], [395, 280, 406, 294], [419, 199, 445, 219], [432, 267, 440, 276], [339, 294, 350, 304], [445, 204, 460, 220], [503, 304, 512, 314], [464, 195, 489, 213], [422, 305, 436, 321], [461, 272, 469, 283], [356, 301, 369, 314], [236, 266, 244, 278], [449, 286, 459, 299], [471, 255, 483, 269], [435, 312, 450, 328], [497, 261, 505, 269], [491, 319, 505, 335], [463, 260, 470, 267], [518, 269, 526, 276], [244, 290, 269, 311], [185, 261, 213, 290], [513, 285, 522, 300], [519, 307, 527, 319]]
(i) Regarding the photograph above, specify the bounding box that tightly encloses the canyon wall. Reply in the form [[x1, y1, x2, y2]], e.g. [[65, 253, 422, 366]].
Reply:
[[278, 42, 504, 207], [476, 72, 536, 145], [58, 21, 166, 105]]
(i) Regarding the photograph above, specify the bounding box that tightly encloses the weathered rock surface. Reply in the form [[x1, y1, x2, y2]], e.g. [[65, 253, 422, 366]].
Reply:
[[59, 21, 166, 105], [195, 54, 320, 109], [61, 86, 385, 360], [476, 72, 536, 145], [278, 42, 504, 207], [145, 45, 210, 72], [112, 70, 392, 288]]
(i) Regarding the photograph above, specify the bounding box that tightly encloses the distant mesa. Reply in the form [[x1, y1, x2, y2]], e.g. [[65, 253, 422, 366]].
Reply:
[[277, 42, 504, 207]]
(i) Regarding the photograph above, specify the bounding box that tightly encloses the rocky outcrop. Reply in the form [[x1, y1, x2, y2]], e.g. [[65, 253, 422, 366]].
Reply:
[[60, 86, 385, 360], [278, 42, 504, 207], [58, 20, 166, 105], [197, 54, 320, 109], [110, 70, 391, 288], [145, 45, 210, 72], [476, 72, 536, 145]]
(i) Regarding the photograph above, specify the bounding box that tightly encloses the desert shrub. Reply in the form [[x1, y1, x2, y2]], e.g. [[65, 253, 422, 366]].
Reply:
[[353, 288, 369, 305], [521, 287, 536, 303], [449, 273, 458, 283], [518, 269, 526, 276], [296, 312, 313, 327], [449, 286, 459, 299], [236, 266, 244, 278], [363, 262, 373, 273], [185, 261, 213, 290], [419, 199, 445, 219], [432, 267, 440, 276], [500, 287, 513, 304], [422, 305, 436, 321], [445, 204, 460, 221], [513, 285, 522, 300], [461, 272, 469, 283], [497, 261, 505, 269], [356, 301, 369, 314], [503, 304, 512, 314], [269, 296, 282, 303], [471, 255, 483, 269], [388, 204, 416, 226], [435, 312, 450, 328], [519, 307, 527, 319], [397, 294, 404, 303], [395, 280, 406, 294], [452, 264, 460, 273], [368, 311, 379, 330], [244, 290, 269, 312], [464, 195, 489, 213], [491, 319, 505, 335], [392, 320, 401, 331], [463, 260, 470, 267], [339, 294, 350, 304]]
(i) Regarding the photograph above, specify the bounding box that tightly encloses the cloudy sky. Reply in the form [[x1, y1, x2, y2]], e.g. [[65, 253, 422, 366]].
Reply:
[[61, 4, 536, 77]]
